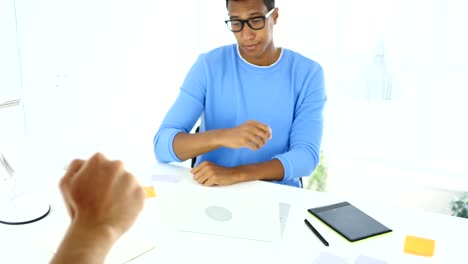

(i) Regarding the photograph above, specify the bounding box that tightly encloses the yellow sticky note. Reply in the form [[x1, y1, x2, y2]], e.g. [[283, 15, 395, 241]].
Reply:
[[404, 235, 435, 257], [143, 186, 156, 198]]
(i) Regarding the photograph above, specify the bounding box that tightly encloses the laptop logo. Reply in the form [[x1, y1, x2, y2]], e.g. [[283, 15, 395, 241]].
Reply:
[[205, 206, 232, 222]]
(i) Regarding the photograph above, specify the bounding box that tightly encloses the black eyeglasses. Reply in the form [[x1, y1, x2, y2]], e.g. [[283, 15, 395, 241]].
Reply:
[[225, 8, 275, 33]]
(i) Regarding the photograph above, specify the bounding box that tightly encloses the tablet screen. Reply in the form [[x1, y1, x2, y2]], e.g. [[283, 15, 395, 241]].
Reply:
[[308, 202, 392, 242]]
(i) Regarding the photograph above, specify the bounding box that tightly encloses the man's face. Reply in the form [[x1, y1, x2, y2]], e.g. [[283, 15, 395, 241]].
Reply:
[[227, 0, 277, 64]]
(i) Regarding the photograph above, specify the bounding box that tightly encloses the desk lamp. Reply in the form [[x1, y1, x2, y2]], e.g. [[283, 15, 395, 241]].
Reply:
[[0, 152, 50, 225]]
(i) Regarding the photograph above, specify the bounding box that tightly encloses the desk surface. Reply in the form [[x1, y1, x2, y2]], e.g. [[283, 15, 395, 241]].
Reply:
[[1, 162, 467, 264]]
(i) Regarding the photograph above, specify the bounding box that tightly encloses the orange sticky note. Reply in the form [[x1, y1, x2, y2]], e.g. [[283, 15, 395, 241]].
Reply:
[[143, 186, 156, 198], [404, 235, 435, 257]]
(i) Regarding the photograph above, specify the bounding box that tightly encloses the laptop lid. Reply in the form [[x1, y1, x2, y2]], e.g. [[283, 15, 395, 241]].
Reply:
[[165, 185, 282, 242]]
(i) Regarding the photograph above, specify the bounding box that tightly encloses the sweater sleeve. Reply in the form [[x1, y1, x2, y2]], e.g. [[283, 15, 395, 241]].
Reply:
[[153, 55, 207, 163], [273, 66, 326, 183]]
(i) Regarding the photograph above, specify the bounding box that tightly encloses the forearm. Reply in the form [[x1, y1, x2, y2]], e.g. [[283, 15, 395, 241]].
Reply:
[[50, 223, 118, 264], [173, 130, 225, 161], [274, 147, 319, 183], [235, 159, 284, 182]]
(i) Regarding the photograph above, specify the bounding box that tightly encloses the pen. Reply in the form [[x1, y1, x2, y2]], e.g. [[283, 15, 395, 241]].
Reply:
[[304, 219, 329, 247]]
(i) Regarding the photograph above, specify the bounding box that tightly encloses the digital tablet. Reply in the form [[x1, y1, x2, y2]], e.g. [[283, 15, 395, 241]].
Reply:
[[308, 201, 392, 242]]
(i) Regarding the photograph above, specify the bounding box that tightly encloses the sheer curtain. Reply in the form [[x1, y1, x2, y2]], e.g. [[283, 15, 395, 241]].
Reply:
[[380, 0, 468, 183], [273, 0, 468, 190], [309, 0, 466, 190]]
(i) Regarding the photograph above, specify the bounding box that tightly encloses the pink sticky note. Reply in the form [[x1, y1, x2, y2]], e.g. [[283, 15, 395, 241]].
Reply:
[[152, 174, 178, 183], [312, 252, 347, 264], [355, 255, 388, 264]]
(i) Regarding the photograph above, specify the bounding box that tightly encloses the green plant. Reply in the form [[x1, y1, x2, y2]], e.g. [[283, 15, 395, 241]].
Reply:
[[450, 192, 468, 218], [305, 151, 328, 191]]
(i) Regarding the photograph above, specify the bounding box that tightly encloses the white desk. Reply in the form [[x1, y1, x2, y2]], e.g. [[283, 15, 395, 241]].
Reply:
[[1, 162, 467, 264]]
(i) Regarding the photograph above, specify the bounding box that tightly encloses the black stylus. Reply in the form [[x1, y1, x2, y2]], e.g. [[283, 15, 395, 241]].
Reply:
[[304, 219, 329, 247]]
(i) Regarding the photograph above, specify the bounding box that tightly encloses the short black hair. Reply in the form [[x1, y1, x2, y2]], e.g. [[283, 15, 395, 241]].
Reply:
[[225, 0, 275, 12]]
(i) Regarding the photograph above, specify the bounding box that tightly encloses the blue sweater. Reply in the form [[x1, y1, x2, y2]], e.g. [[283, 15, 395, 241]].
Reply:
[[154, 44, 326, 187]]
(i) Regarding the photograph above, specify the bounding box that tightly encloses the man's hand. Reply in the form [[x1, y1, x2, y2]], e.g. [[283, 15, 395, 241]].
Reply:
[[59, 152, 145, 239], [52, 153, 145, 264], [191, 161, 243, 186], [219, 120, 272, 150]]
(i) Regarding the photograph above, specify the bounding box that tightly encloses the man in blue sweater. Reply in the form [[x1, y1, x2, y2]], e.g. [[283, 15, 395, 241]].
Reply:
[[153, 0, 326, 188]]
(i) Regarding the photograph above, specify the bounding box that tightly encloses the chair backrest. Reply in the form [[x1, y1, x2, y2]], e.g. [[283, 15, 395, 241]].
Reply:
[[191, 126, 200, 168]]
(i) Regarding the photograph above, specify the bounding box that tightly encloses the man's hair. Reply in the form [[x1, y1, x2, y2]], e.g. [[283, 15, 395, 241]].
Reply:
[[225, 0, 275, 12]]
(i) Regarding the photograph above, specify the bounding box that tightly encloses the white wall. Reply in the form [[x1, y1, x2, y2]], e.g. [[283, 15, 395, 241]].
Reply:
[[13, 0, 232, 165]]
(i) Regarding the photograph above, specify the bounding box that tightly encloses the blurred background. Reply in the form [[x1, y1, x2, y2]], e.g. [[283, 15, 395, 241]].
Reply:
[[1, 0, 467, 216]]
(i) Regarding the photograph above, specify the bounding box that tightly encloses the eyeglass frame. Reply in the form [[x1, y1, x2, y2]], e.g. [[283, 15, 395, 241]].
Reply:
[[224, 8, 276, 33]]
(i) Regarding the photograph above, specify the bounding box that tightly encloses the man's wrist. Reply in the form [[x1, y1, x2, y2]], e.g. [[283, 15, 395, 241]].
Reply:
[[233, 165, 256, 182], [210, 129, 227, 148], [51, 220, 120, 264], [69, 219, 121, 248], [234, 160, 284, 183]]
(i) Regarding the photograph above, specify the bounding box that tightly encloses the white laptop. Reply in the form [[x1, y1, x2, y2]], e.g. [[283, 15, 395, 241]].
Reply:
[[164, 185, 282, 242]]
